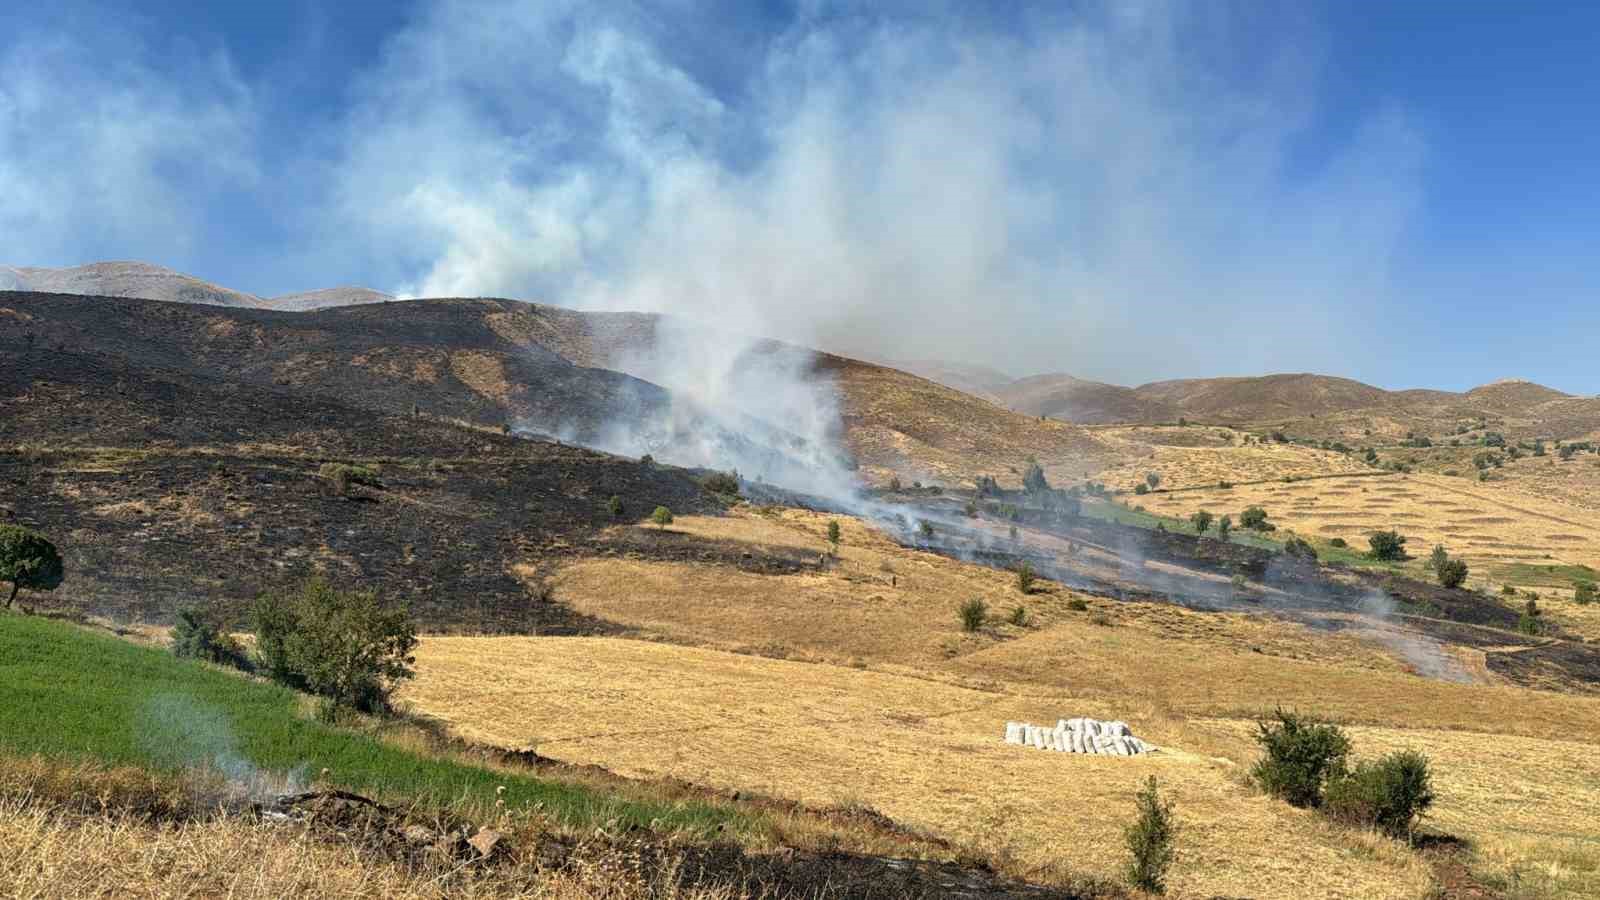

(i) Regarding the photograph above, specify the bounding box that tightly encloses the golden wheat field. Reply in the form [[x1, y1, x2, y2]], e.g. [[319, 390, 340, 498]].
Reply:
[[1133, 473, 1600, 638], [398, 508, 1600, 900]]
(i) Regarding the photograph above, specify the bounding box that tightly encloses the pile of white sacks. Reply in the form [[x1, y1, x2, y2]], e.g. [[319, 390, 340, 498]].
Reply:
[[1003, 718, 1154, 756]]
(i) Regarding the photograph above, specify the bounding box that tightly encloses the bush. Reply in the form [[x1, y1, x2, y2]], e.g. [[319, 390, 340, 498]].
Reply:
[[1008, 605, 1029, 627], [888, 476, 902, 492], [1283, 536, 1318, 562], [1251, 708, 1351, 808], [1239, 506, 1270, 531], [700, 471, 740, 496], [1023, 458, 1051, 495], [253, 577, 417, 713], [651, 506, 674, 529], [170, 607, 250, 670], [1329, 537, 1348, 548], [827, 520, 841, 551], [919, 520, 935, 540], [1217, 515, 1232, 539], [1575, 582, 1597, 606], [1145, 472, 1161, 490], [0, 524, 64, 611], [1367, 530, 1408, 561], [1015, 561, 1036, 594], [1190, 510, 1214, 535], [1218, 480, 1233, 489], [1438, 558, 1469, 589], [1067, 597, 1089, 612], [607, 495, 625, 518], [319, 462, 381, 497], [1518, 613, 1541, 636], [1124, 775, 1178, 894], [1134, 483, 1149, 495], [1325, 750, 1434, 840], [958, 598, 987, 632]]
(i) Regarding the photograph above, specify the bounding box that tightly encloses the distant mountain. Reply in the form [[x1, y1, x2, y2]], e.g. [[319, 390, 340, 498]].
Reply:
[[1, 261, 393, 312], [887, 360, 1015, 401], [1132, 373, 1398, 422], [260, 287, 395, 311], [995, 373, 1180, 425], [1, 261, 261, 308], [1462, 379, 1573, 411]]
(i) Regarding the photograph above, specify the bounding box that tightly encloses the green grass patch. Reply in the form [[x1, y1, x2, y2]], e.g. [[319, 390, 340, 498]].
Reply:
[[1489, 562, 1600, 590], [0, 614, 748, 837]]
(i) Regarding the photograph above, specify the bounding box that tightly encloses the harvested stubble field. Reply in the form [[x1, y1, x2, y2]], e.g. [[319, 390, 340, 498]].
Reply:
[[400, 508, 1600, 900], [1131, 473, 1600, 638]]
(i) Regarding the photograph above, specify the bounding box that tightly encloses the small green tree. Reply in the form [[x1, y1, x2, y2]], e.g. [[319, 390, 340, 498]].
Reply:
[[1575, 582, 1597, 606], [1022, 457, 1050, 495], [1007, 605, 1029, 627], [826, 520, 842, 554], [1367, 530, 1408, 561], [958, 598, 987, 632], [253, 577, 417, 713], [1015, 561, 1036, 595], [1239, 506, 1270, 531], [171, 607, 250, 669], [1438, 558, 1469, 589], [1190, 510, 1214, 535], [0, 525, 64, 611], [651, 506, 674, 530], [1325, 750, 1434, 841], [1429, 545, 1450, 580], [1124, 775, 1178, 894], [1251, 708, 1351, 808], [1217, 515, 1232, 539], [1146, 472, 1161, 491], [607, 495, 625, 518]]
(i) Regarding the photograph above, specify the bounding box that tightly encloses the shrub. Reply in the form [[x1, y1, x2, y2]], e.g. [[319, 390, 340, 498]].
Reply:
[[0, 525, 64, 611], [975, 475, 1001, 496], [1283, 536, 1318, 562], [252, 576, 417, 713], [827, 520, 841, 552], [1501, 584, 1518, 596], [1575, 582, 1597, 606], [639, 453, 654, 466], [964, 500, 979, 518], [888, 476, 902, 492], [1429, 544, 1450, 579], [1134, 483, 1149, 495], [1124, 775, 1178, 894], [651, 506, 674, 530], [958, 598, 987, 632], [1008, 525, 1019, 542], [701, 471, 740, 496], [1007, 605, 1029, 627], [1438, 558, 1469, 589], [1217, 515, 1232, 539], [607, 495, 625, 518], [1023, 458, 1051, 495], [1329, 537, 1348, 548], [1015, 561, 1036, 595], [1218, 480, 1233, 489], [319, 462, 381, 497], [1239, 506, 1269, 531], [1190, 510, 1214, 535], [1067, 597, 1089, 612], [1145, 472, 1161, 490], [919, 520, 935, 540], [1251, 708, 1351, 808], [1325, 750, 1434, 841], [1367, 530, 1408, 561], [1089, 611, 1114, 627], [170, 607, 250, 670]]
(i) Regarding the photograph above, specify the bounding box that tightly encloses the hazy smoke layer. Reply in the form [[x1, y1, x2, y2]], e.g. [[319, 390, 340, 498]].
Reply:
[[334, 0, 1423, 384]]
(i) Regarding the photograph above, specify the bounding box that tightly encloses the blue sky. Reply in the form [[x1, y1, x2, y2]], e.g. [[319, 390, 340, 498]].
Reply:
[[1, 1, 1595, 393]]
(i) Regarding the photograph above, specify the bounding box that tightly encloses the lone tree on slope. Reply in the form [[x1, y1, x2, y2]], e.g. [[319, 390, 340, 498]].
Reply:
[[0, 525, 64, 612], [651, 506, 674, 531]]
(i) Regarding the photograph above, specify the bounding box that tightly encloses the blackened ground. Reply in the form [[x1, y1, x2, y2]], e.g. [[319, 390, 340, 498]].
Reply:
[[0, 441, 720, 630]]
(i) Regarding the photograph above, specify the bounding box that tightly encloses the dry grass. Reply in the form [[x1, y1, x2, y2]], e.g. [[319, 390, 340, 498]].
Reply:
[[0, 796, 741, 900], [404, 636, 1435, 899], [1131, 472, 1600, 638], [1196, 719, 1600, 900], [396, 506, 1600, 898], [1091, 432, 1371, 492]]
